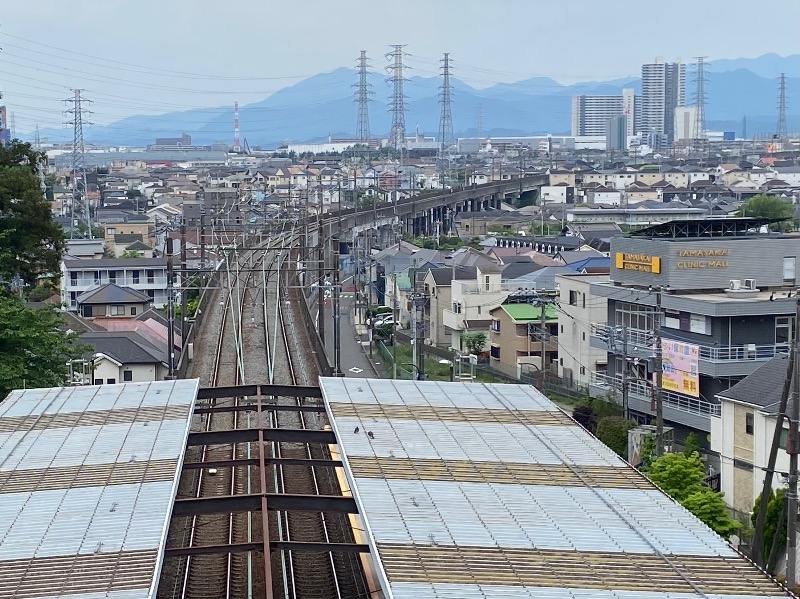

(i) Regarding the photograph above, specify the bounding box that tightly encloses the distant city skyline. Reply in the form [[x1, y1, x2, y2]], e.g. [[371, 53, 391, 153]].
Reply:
[[0, 0, 798, 134]]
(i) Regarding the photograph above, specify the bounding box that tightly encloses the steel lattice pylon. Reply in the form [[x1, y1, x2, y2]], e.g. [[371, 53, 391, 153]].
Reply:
[[386, 45, 407, 152], [438, 53, 455, 155], [63, 89, 93, 239], [692, 56, 707, 140], [354, 50, 373, 161], [777, 73, 788, 143]]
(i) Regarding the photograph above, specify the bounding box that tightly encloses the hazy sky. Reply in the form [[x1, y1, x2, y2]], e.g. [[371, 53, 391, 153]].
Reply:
[[1, 0, 798, 134]]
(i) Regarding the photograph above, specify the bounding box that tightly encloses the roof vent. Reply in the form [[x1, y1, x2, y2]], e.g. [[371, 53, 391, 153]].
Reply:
[[744, 278, 757, 290], [729, 279, 741, 290]]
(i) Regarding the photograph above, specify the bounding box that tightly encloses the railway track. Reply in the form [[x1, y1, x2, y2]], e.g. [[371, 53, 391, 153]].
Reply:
[[173, 227, 367, 599]]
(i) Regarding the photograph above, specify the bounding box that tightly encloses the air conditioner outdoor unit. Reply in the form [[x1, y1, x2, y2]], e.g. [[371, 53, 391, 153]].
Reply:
[[744, 278, 757, 290], [729, 279, 742, 290]]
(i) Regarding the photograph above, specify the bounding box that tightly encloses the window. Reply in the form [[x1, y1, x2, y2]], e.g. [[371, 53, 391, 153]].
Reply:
[[560, 325, 564, 334], [70, 272, 78, 286], [452, 302, 462, 314], [582, 293, 585, 308], [569, 290, 578, 305], [147, 269, 155, 284], [130, 307, 137, 316], [776, 316, 794, 345], [93, 270, 101, 284], [107, 227, 116, 235], [108, 270, 117, 283], [745, 412, 754, 435], [784, 257, 796, 282], [132, 270, 140, 284], [582, 332, 586, 341], [491, 320, 500, 332], [123, 371, 133, 382], [484, 275, 490, 291], [106, 378, 116, 384], [490, 345, 500, 360], [110, 305, 125, 316], [477, 306, 481, 315], [94, 378, 102, 385]]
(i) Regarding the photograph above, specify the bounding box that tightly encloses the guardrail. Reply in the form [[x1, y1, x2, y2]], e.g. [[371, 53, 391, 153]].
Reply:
[[591, 323, 789, 363], [590, 371, 720, 417]]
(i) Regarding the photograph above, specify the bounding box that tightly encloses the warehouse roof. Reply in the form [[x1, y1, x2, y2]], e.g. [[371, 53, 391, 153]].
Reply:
[[321, 377, 792, 599], [0, 379, 199, 599]]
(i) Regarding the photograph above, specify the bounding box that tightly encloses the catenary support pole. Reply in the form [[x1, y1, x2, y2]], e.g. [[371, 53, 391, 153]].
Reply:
[[785, 291, 800, 588]]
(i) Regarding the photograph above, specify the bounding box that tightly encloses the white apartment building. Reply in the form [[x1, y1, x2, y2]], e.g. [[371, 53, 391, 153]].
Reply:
[[641, 59, 686, 140], [556, 273, 609, 388], [442, 263, 507, 352], [61, 257, 169, 311], [572, 88, 638, 138]]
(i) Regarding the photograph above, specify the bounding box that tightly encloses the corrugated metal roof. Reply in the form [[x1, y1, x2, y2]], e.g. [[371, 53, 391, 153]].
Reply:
[[0, 380, 198, 599], [321, 377, 793, 599]]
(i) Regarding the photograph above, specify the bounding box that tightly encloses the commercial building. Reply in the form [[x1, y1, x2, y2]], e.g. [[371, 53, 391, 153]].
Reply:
[[641, 59, 686, 141], [589, 218, 799, 443]]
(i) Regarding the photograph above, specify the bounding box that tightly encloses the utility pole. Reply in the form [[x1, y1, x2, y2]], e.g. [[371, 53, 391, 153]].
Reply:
[[392, 272, 398, 379], [317, 230, 325, 346], [180, 225, 187, 343], [166, 237, 175, 379], [786, 291, 800, 588], [63, 89, 93, 239], [332, 233, 342, 377], [386, 45, 408, 153], [653, 288, 664, 456], [622, 325, 629, 420], [354, 50, 372, 163]]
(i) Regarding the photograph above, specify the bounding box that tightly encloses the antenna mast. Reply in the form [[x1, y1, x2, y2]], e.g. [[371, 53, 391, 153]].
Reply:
[[63, 89, 93, 239], [692, 56, 707, 140], [386, 45, 408, 153], [354, 50, 373, 161]]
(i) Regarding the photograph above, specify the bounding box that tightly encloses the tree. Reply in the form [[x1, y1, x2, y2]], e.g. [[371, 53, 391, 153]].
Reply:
[[752, 489, 788, 565], [26, 282, 58, 303], [0, 294, 86, 399], [461, 332, 487, 355], [647, 451, 739, 538], [683, 431, 702, 457], [572, 405, 596, 432], [595, 416, 636, 458], [0, 141, 65, 285], [737, 194, 794, 229]]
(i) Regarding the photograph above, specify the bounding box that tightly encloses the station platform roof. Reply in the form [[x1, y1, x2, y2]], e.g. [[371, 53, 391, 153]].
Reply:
[[320, 377, 792, 599], [0, 379, 199, 599]]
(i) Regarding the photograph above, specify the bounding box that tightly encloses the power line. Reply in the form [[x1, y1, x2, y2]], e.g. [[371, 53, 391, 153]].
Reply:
[[63, 89, 92, 239], [386, 45, 408, 152], [354, 50, 372, 162]]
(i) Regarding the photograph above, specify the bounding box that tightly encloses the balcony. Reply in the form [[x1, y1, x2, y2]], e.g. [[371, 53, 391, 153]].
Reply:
[[458, 284, 504, 295], [591, 323, 789, 377], [589, 371, 719, 432]]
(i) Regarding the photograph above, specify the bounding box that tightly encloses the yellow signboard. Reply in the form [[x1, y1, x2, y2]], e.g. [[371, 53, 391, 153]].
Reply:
[[615, 252, 661, 274]]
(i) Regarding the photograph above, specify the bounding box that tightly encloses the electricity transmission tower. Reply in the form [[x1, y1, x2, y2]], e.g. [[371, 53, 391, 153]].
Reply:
[[438, 53, 455, 155], [64, 89, 93, 239], [692, 56, 707, 140], [777, 73, 788, 143], [233, 101, 240, 152], [476, 103, 484, 138], [354, 50, 373, 161], [386, 45, 408, 152]]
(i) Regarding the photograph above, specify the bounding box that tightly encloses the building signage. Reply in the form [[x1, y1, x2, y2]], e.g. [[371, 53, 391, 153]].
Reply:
[[615, 252, 661, 274], [661, 340, 699, 398], [676, 248, 730, 269]]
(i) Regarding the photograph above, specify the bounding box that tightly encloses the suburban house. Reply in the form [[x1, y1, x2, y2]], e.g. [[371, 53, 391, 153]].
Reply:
[[711, 355, 790, 513], [443, 262, 506, 352], [489, 301, 558, 377], [75, 283, 151, 318], [80, 330, 169, 384]]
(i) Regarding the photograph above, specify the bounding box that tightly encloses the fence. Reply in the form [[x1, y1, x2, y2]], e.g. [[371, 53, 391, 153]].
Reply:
[[175, 270, 216, 378], [299, 288, 332, 376]]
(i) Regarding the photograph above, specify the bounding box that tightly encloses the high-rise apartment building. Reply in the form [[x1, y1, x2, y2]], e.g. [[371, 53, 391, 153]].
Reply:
[[571, 88, 638, 137], [641, 58, 686, 141], [606, 115, 628, 151], [674, 106, 698, 141]]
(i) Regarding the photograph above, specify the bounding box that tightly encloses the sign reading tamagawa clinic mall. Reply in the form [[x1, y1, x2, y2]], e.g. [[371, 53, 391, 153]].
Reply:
[[676, 248, 730, 269], [661, 340, 700, 398]]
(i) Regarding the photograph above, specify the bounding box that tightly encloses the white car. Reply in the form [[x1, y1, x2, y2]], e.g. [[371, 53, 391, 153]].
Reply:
[[373, 315, 396, 327]]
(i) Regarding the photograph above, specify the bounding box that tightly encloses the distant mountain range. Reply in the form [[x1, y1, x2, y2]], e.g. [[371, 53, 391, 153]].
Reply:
[[36, 53, 800, 147]]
